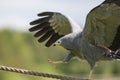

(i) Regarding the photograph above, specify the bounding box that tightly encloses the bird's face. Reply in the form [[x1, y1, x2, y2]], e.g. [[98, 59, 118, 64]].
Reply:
[[53, 40, 62, 46], [53, 37, 73, 50]]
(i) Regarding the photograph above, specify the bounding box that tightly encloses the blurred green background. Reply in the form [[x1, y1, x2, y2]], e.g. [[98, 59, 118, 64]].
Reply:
[[0, 28, 120, 80]]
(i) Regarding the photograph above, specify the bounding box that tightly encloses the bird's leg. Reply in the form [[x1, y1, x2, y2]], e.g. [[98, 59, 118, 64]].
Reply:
[[88, 69, 93, 80], [62, 52, 74, 62], [48, 52, 74, 65]]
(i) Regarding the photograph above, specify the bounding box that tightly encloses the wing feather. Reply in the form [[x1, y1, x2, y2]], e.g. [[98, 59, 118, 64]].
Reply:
[[82, 0, 120, 51], [29, 22, 50, 32], [29, 12, 81, 47], [34, 26, 52, 37], [38, 31, 53, 43], [30, 17, 51, 25], [38, 12, 54, 16], [45, 33, 63, 47]]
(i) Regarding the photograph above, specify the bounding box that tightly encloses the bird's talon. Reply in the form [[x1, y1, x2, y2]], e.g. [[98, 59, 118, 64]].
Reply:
[[115, 49, 120, 55], [48, 59, 63, 65]]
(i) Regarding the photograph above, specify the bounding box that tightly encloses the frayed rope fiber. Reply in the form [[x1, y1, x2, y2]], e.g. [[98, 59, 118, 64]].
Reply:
[[0, 65, 89, 80]]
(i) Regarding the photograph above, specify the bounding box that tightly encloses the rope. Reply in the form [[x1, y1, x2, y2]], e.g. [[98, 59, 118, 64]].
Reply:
[[0, 65, 89, 80]]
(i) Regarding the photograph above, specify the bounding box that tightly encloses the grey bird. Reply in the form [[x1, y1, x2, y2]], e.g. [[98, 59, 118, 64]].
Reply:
[[29, 0, 120, 78]]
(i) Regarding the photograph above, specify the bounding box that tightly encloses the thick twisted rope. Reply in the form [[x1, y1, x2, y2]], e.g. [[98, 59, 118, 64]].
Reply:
[[0, 65, 89, 80]]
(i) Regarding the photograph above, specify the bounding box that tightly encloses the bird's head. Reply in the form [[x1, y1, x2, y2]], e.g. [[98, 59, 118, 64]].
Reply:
[[52, 36, 73, 49], [53, 40, 62, 46]]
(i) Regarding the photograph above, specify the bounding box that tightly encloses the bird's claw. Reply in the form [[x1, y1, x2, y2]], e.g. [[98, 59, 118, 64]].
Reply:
[[48, 53, 73, 65], [114, 49, 120, 59], [48, 59, 63, 65], [98, 46, 120, 59], [104, 49, 120, 59], [115, 49, 120, 55]]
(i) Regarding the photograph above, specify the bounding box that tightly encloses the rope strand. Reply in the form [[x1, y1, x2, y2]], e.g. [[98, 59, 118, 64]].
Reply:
[[0, 65, 89, 80]]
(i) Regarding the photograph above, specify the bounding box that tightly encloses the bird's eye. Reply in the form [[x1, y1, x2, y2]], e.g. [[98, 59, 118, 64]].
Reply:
[[58, 41, 61, 43]]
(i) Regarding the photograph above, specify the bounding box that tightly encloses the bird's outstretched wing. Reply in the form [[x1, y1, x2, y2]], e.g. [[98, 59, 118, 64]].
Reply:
[[82, 0, 120, 51], [29, 12, 81, 47]]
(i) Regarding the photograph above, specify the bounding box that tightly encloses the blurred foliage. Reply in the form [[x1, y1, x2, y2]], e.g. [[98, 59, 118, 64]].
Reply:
[[0, 29, 120, 80]]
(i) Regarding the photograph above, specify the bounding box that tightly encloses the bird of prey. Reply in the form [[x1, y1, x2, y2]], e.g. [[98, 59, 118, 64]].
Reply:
[[29, 0, 120, 78]]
